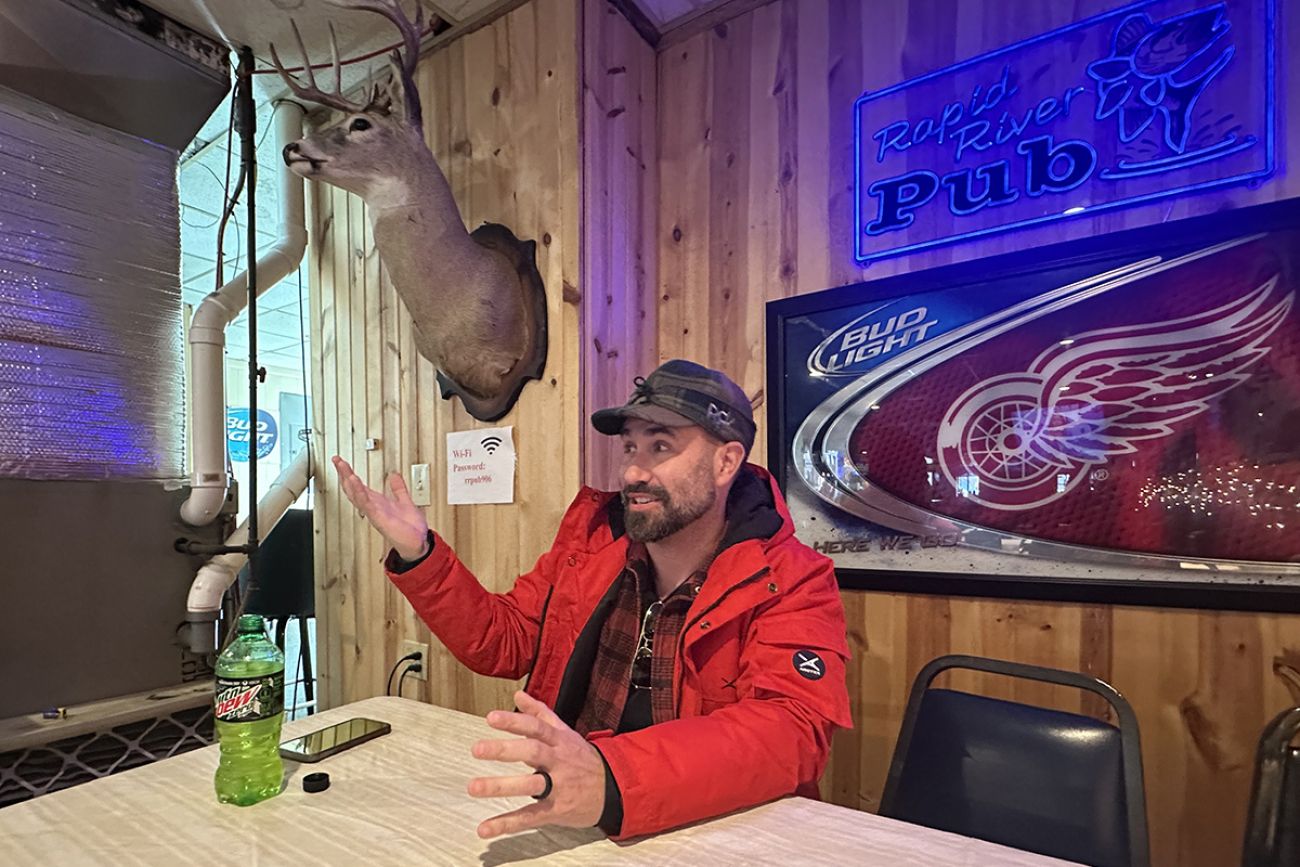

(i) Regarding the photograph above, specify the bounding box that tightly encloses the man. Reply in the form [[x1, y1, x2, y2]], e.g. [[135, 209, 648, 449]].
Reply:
[[333, 360, 851, 840]]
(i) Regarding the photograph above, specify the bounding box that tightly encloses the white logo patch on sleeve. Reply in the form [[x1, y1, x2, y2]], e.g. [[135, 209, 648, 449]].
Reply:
[[792, 650, 826, 681]]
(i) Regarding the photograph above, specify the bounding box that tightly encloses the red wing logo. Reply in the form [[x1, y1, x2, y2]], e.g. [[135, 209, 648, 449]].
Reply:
[[937, 278, 1292, 511]]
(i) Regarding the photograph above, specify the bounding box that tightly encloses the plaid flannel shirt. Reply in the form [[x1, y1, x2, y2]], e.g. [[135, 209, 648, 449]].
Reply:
[[574, 543, 706, 736]]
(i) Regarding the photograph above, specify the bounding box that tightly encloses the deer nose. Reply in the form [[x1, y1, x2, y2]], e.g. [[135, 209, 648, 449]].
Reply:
[[282, 141, 300, 165]]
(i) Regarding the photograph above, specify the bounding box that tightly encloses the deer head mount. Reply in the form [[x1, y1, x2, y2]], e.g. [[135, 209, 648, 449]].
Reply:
[[271, 0, 547, 422]]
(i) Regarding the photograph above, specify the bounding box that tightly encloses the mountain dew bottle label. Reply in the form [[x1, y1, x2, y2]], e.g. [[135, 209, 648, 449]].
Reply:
[[215, 674, 284, 723]]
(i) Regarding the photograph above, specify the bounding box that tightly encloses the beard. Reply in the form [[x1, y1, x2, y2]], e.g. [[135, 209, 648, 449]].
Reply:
[[622, 458, 717, 543]]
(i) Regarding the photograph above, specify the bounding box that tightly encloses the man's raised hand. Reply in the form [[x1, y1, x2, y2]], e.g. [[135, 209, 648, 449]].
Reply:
[[332, 455, 430, 561]]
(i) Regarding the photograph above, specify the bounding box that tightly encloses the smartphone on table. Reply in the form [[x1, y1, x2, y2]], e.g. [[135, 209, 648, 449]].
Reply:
[[279, 717, 391, 763]]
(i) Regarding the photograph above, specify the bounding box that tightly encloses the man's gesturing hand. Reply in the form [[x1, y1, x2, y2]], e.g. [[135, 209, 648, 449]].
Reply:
[[468, 690, 607, 839], [332, 455, 430, 561]]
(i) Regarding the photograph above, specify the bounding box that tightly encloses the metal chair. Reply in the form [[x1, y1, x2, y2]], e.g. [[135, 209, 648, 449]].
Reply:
[[238, 509, 316, 715], [1242, 706, 1300, 867], [880, 654, 1150, 867]]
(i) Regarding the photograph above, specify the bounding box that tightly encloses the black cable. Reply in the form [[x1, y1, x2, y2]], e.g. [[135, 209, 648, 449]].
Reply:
[[212, 78, 281, 292], [289, 617, 304, 720], [215, 165, 246, 284], [214, 81, 240, 293], [180, 162, 231, 229], [255, 100, 280, 153], [220, 102, 283, 292], [386, 652, 421, 696], [397, 666, 415, 698]]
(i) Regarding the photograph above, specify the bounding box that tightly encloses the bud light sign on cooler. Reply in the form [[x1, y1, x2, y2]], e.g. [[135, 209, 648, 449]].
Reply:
[[769, 200, 1300, 605], [227, 408, 278, 462], [214, 615, 285, 805]]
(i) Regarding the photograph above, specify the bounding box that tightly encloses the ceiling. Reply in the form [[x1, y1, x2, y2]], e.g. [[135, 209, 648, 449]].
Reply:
[[143, 0, 491, 103], [146, 0, 744, 78], [627, 0, 721, 30]]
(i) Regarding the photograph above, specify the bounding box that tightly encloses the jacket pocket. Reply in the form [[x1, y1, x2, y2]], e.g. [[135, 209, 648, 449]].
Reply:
[[686, 625, 744, 715]]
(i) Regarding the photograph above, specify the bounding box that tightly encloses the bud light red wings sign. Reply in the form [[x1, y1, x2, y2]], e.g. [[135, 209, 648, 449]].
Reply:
[[771, 207, 1300, 598], [854, 0, 1276, 264]]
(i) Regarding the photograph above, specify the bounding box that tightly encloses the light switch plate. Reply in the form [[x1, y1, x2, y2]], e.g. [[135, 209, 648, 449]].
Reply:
[[410, 463, 431, 506]]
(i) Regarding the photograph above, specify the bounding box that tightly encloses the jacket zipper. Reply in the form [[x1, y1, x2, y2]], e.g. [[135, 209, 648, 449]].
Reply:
[[674, 566, 771, 710], [520, 585, 555, 695]]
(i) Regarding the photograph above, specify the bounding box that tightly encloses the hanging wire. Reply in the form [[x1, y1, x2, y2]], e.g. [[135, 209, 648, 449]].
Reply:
[[214, 78, 242, 293], [180, 163, 232, 230]]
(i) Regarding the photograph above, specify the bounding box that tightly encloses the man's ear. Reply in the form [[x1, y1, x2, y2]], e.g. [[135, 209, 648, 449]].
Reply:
[[715, 441, 746, 486]]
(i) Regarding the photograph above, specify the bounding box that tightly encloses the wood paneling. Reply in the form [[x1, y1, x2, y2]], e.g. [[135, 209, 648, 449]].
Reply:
[[581, 0, 659, 490], [651, 3, 1300, 866], [311, 0, 1300, 863], [310, 0, 581, 718]]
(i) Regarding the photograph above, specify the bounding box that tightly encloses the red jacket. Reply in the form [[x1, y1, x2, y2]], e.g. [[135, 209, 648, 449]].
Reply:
[[385, 465, 852, 838]]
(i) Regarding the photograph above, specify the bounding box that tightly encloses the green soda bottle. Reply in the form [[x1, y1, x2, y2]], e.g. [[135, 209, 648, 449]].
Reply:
[[214, 615, 285, 805]]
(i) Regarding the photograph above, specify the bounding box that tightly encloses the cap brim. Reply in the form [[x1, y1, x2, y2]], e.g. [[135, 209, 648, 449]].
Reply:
[[591, 404, 695, 435]]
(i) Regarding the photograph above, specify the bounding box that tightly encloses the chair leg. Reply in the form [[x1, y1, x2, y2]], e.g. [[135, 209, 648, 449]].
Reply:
[[1242, 708, 1300, 867], [299, 617, 316, 716]]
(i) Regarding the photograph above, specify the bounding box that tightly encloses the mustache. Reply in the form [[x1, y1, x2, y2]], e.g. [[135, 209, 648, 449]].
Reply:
[[622, 483, 669, 501]]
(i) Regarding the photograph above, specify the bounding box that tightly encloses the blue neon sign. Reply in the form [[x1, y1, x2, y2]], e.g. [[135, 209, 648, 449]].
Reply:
[[853, 0, 1275, 265]]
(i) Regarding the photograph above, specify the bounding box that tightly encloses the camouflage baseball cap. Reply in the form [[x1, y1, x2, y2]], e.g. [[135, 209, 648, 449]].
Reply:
[[591, 359, 756, 454]]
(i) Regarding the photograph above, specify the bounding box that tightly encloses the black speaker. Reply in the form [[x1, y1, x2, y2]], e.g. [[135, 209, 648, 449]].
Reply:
[[237, 509, 314, 618]]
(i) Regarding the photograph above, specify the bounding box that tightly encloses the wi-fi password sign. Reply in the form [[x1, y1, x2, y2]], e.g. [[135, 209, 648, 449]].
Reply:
[[446, 426, 515, 505]]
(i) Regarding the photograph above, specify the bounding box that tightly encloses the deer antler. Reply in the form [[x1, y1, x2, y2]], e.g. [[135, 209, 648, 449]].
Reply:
[[269, 19, 368, 115], [325, 0, 425, 129]]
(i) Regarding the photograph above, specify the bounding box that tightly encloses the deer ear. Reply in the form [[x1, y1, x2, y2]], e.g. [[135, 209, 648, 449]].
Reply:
[[365, 82, 394, 116], [380, 52, 410, 117]]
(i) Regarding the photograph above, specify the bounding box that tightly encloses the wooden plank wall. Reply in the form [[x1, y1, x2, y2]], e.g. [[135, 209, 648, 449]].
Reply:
[[308, 0, 581, 718], [308, 0, 1300, 863], [581, 0, 659, 490], [647, 2, 1300, 867]]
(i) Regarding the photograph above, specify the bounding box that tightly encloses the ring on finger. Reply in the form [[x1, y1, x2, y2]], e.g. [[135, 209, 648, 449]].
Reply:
[[531, 769, 553, 800]]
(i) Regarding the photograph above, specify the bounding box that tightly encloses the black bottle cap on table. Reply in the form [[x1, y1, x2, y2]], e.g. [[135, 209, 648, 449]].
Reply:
[[303, 772, 330, 793]]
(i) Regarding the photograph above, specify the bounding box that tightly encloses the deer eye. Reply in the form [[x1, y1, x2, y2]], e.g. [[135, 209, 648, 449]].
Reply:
[[349, 117, 372, 132]]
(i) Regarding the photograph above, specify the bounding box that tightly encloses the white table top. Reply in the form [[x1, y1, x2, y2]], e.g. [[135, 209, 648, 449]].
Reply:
[[0, 696, 1077, 865]]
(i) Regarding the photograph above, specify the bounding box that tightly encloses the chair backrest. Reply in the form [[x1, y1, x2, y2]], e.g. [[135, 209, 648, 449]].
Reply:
[[237, 508, 315, 618], [1242, 707, 1300, 867], [880, 654, 1149, 867]]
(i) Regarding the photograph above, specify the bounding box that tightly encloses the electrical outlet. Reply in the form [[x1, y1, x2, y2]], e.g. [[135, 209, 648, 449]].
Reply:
[[410, 463, 431, 506], [400, 639, 429, 681]]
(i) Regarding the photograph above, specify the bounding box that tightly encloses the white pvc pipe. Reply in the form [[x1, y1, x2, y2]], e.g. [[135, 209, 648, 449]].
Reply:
[[187, 445, 313, 616], [180, 100, 308, 526]]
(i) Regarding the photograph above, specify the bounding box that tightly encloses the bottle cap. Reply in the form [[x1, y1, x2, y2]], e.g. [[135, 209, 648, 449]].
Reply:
[[303, 772, 330, 793]]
